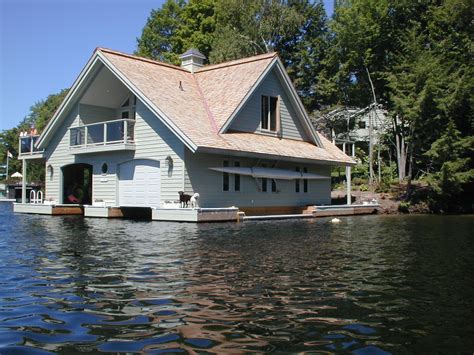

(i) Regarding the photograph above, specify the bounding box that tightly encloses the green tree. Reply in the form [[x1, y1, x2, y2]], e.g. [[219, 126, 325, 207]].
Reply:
[[136, 0, 215, 64], [0, 89, 68, 183], [210, 0, 332, 111], [425, 121, 473, 213]]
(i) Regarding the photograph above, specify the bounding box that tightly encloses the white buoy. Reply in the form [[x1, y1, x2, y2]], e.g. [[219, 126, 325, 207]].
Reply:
[[330, 218, 341, 223]]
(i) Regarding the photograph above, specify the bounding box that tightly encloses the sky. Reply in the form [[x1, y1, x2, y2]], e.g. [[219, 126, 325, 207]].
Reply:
[[0, 0, 334, 131]]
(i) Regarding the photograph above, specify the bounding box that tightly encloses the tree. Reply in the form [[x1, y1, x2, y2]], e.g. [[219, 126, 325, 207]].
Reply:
[[136, 0, 215, 64], [425, 121, 473, 213], [210, 0, 332, 112], [0, 89, 68, 183], [209, 0, 304, 62]]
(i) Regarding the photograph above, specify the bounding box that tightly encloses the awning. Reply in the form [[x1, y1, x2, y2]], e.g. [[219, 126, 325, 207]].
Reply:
[[209, 167, 329, 180]]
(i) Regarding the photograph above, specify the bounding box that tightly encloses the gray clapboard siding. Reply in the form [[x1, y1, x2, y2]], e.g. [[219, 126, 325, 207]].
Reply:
[[44, 105, 80, 203], [44, 96, 186, 206], [184, 150, 331, 208], [133, 101, 185, 205], [229, 68, 310, 141]]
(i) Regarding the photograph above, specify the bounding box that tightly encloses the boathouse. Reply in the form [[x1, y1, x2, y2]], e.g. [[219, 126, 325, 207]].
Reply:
[[15, 48, 360, 220]]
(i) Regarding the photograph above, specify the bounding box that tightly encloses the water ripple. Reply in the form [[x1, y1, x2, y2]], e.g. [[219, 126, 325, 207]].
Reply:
[[0, 203, 473, 353]]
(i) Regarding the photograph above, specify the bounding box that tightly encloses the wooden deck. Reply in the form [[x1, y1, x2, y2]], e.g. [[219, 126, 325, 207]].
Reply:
[[242, 204, 379, 221], [13, 203, 83, 215], [13, 203, 378, 222]]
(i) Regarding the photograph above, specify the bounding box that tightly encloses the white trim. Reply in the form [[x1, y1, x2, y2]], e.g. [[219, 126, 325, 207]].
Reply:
[[37, 54, 102, 148], [37, 50, 198, 153], [97, 52, 198, 152], [219, 58, 323, 148], [219, 57, 278, 133], [273, 58, 323, 147]]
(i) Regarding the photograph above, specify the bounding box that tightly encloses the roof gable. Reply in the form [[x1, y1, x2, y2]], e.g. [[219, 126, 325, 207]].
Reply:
[[214, 58, 322, 147], [228, 67, 311, 142], [194, 52, 277, 131], [36, 47, 351, 165]]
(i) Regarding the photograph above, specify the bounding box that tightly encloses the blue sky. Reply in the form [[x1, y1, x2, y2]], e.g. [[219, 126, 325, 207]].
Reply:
[[0, 0, 334, 131]]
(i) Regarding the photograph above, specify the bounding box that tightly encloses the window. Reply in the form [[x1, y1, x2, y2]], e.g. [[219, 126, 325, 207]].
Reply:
[[234, 161, 240, 192], [261, 163, 268, 192], [223, 160, 229, 191], [121, 98, 130, 107], [271, 179, 277, 192], [358, 121, 366, 129], [261, 95, 279, 131], [295, 167, 300, 193], [120, 95, 136, 120], [101, 163, 108, 175], [303, 167, 308, 193]]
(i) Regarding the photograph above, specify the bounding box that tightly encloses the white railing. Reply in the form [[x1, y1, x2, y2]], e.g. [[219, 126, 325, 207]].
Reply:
[[19, 135, 44, 156], [29, 190, 43, 204], [69, 119, 135, 148]]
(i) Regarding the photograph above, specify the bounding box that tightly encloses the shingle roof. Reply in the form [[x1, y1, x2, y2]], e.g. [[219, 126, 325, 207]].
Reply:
[[98, 48, 354, 165]]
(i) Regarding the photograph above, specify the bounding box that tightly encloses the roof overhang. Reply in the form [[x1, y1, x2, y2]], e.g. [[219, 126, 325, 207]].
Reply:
[[37, 52, 101, 149], [196, 146, 356, 167], [37, 49, 198, 152]]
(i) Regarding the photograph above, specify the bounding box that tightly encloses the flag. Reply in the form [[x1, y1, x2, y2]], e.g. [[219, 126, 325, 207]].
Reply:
[[7, 150, 13, 159]]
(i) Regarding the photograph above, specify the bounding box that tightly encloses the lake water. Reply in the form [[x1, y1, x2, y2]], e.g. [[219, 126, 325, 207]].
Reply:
[[0, 202, 473, 354]]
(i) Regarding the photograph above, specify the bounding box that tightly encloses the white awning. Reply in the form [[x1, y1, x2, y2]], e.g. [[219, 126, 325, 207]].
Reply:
[[209, 167, 329, 180]]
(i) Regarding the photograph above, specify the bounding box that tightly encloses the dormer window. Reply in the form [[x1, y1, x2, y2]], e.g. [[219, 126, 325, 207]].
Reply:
[[261, 95, 279, 132]]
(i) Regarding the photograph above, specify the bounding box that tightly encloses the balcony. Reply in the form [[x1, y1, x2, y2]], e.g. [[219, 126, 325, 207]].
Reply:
[[19, 135, 45, 160], [69, 119, 136, 154]]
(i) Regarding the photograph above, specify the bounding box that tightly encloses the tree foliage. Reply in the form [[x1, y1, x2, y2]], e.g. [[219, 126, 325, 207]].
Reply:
[[136, 0, 331, 112], [0, 89, 68, 183], [136, 0, 215, 64]]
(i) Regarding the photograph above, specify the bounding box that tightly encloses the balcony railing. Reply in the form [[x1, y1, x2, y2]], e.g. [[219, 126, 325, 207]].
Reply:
[[70, 119, 135, 148], [19, 135, 44, 156]]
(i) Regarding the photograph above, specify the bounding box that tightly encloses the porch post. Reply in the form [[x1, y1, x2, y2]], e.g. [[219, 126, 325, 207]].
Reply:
[[346, 163, 351, 205], [21, 158, 27, 204], [344, 141, 351, 205]]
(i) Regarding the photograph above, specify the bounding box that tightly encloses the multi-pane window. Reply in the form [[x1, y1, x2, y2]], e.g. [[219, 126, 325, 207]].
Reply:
[[223, 160, 230, 191], [303, 167, 308, 193], [261, 95, 278, 131], [295, 167, 300, 193], [295, 167, 309, 193], [271, 179, 277, 193], [120, 95, 136, 120], [234, 161, 240, 192], [223, 160, 241, 192]]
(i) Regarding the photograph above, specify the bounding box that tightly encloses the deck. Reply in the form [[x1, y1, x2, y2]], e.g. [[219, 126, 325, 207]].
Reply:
[[13, 203, 83, 215], [13, 203, 379, 222]]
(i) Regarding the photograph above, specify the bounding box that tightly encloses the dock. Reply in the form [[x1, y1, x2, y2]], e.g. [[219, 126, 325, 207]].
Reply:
[[12, 202, 378, 222]]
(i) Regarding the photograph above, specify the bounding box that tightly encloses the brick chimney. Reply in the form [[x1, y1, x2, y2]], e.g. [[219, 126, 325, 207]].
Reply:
[[179, 48, 206, 73]]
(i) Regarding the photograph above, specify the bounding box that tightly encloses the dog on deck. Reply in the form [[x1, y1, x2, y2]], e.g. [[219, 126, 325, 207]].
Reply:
[[178, 191, 192, 208], [190, 193, 200, 208]]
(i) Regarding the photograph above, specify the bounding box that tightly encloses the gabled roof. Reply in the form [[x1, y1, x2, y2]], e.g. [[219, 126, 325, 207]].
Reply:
[[37, 47, 354, 165]]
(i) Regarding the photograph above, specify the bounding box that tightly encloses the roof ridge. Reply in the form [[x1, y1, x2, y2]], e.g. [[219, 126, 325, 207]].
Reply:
[[96, 47, 190, 72], [195, 52, 278, 73]]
